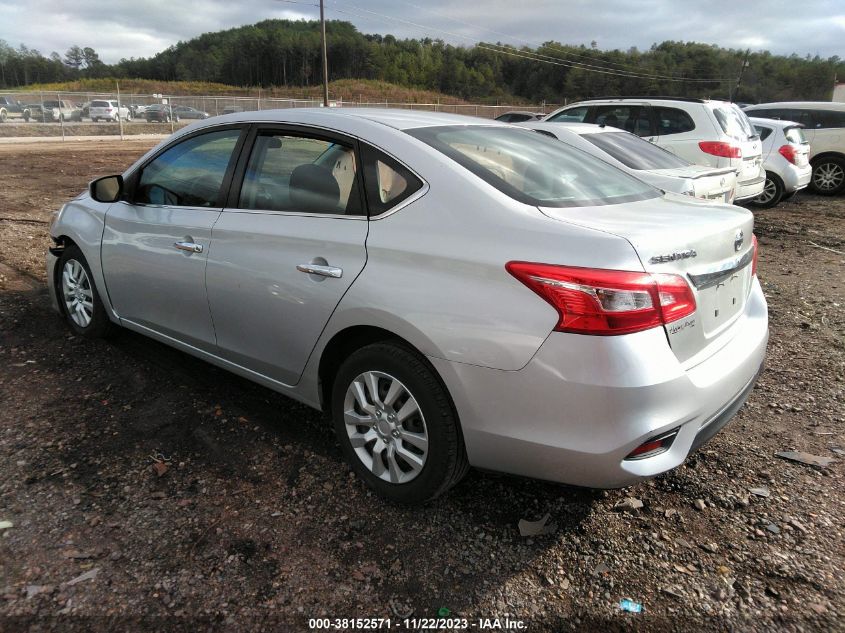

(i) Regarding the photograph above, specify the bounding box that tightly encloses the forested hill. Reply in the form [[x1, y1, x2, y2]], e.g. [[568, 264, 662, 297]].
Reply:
[[2, 19, 842, 103]]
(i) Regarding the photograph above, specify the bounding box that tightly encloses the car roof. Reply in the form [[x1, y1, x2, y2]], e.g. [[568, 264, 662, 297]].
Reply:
[[745, 101, 845, 111], [747, 116, 803, 128], [522, 121, 611, 136], [556, 97, 731, 107]]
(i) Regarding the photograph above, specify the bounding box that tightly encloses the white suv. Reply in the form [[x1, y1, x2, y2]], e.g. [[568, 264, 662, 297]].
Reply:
[[89, 100, 131, 123], [742, 102, 845, 195], [544, 98, 765, 201]]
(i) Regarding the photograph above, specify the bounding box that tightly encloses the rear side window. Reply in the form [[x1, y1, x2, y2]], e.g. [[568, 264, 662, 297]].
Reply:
[[654, 107, 695, 136], [136, 129, 241, 207], [754, 126, 773, 141], [784, 127, 807, 144], [546, 106, 588, 123], [406, 125, 658, 208], [812, 110, 845, 128], [361, 145, 423, 215], [581, 131, 689, 170], [238, 132, 364, 215]]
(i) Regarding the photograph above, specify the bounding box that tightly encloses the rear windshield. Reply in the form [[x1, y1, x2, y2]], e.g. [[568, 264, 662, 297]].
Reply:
[[784, 127, 807, 144], [580, 131, 689, 170], [92, 100, 112, 107], [713, 105, 757, 141], [407, 125, 659, 207]]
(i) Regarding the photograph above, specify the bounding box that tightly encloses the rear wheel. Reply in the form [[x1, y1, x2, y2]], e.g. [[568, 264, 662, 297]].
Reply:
[[750, 172, 784, 208], [331, 342, 469, 504], [810, 156, 845, 195], [56, 245, 114, 339]]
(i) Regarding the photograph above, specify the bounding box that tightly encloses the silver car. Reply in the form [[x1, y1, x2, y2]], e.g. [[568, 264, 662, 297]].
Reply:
[[46, 109, 768, 504]]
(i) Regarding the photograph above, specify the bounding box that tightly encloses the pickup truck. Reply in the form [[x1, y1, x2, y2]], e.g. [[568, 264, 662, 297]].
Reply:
[[23, 100, 83, 122], [0, 96, 24, 122]]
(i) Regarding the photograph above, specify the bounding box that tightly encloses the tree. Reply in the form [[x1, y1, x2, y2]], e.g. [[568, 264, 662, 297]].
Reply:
[[64, 45, 83, 69]]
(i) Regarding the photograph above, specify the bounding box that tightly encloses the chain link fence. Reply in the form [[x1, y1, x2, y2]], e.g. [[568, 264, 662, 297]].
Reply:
[[0, 89, 560, 139]]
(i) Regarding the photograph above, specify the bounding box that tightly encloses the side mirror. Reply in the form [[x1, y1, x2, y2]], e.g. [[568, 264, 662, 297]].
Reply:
[[90, 175, 123, 203]]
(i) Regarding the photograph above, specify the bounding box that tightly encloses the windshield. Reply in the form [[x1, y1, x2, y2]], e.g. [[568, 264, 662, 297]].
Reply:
[[580, 131, 690, 170], [407, 125, 658, 208], [713, 105, 757, 141]]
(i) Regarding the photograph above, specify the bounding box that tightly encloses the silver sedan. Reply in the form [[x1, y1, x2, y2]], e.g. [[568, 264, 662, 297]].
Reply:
[[46, 109, 768, 503]]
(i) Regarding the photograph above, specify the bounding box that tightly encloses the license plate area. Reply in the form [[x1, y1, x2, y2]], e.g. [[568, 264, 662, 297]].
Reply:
[[697, 266, 751, 336]]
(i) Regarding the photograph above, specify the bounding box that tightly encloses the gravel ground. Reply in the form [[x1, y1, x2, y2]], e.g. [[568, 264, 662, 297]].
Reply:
[[0, 141, 843, 632]]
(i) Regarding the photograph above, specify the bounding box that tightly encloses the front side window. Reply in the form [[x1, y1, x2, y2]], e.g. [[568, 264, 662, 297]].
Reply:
[[407, 125, 658, 208], [547, 106, 588, 123], [655, 107, 695, 136], [581, 131, 689, 170], [135, 129, 241, 207], [239, 132, 363, 215]]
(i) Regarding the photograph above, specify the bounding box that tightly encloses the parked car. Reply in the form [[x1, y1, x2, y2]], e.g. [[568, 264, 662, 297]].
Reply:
[[144, 104, 178, 122], [520, 121, 737, 203], [46, 110, 767, 503], [89, 100, 131, 122], [495, 110, 543, 123], [0, 96, 24, 122], [24, 100, 82, 122], [172, 105, 209, 119], [129, 104, 149, 117], [742, 102, 845, 195], [747, 117, 812, 208], [221, 106, 245, 115], [544, 97, 766, 202]]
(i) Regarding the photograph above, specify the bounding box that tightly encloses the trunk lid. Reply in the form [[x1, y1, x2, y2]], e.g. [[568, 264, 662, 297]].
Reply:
[[538, 196, 755, 364]]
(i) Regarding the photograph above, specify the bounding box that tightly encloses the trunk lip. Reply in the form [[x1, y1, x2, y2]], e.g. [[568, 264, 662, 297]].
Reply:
[[687, 248, 754, 290]]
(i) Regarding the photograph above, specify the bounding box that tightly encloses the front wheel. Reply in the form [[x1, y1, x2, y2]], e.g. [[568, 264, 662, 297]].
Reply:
[[810, 157, 845, 195], [331, 342, 469, 504], [749, 172, 784, 208], [56, 245, 114, 339]]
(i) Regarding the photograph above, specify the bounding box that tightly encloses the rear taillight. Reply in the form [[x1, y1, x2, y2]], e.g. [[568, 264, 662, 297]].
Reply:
[[625, 428, 679, 460], [778, 145, 798, 165], [506, 262, 697, 336], [699, 141, 742, 159], [751, 234, 758, 277]]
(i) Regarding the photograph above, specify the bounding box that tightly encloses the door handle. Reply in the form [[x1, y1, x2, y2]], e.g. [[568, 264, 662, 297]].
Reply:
[[296, 263, 343, 278], [174, 241, 203, 254]]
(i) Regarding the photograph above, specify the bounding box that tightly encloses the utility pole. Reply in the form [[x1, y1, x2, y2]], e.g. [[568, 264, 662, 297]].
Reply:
[[731, 49, 750, 102], [320, 0, 329, 107]]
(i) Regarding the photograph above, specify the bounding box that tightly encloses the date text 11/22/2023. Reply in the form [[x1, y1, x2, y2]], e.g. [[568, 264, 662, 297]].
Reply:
[[308, 617, 527, 630]]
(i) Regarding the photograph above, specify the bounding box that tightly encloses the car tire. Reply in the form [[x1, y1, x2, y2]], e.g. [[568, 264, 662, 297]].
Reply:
[[92, 117, 98, 123], [749, 172, 784, 209], [126, 113, 132, 122], [331, 342, 469, 505], [809, 156, 845, 196], [55, 245, 115, 339]]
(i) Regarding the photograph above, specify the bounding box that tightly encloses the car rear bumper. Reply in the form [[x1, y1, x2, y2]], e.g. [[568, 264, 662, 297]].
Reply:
[[429, 277, 768, 488], [734, 173, 767, 201], [780, 163, 812, 192]]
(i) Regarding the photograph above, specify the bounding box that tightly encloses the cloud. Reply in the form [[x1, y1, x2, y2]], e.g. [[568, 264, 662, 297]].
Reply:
[[1, 0, 843, 64]]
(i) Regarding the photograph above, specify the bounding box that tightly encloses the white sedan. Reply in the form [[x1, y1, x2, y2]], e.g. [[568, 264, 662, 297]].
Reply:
[[520, 121, 738, 203]]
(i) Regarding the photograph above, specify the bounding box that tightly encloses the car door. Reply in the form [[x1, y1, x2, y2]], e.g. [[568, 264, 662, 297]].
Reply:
[[101, 126, 246, 352], [205, 125, 369, 386]]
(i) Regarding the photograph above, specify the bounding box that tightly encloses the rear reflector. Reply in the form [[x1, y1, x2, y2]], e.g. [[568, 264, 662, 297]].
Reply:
[[751, 234, 759, 277], [778, 144, 798, 165], [699, 141, 742, 159], [506, 262, 696, 336], [625, 429, 679, 460]]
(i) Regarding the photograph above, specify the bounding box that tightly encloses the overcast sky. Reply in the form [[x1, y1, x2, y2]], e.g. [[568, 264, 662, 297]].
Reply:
[[2, 0, 844, 64]]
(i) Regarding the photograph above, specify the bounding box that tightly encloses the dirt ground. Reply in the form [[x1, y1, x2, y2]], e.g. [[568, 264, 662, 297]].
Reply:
[[0, 140, 843, 632]]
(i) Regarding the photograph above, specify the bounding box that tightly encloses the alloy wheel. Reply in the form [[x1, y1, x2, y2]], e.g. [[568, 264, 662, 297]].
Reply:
[[813, 162, 845, 192], [756, 178, 777, 205], [343, 371, 429, 484], [61, 259, 94, 328]]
